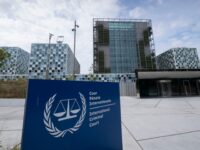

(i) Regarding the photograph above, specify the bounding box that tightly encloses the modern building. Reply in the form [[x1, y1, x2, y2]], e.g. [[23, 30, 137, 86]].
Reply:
[[157, 47, 200, 69], [0, 47, 29, 80], [136, 69, 200, 98], [29, 42, 80, 80], [135, 48, 200, 98], [93, 18, 156, 74]]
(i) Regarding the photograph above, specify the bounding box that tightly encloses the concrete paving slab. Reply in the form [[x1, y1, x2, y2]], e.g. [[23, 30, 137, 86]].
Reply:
[[157, 100, 192, 109], [187, 110, 200, 115], [0, 107, 24, 120], [122, 113, 200, 140], [1, 97, 200, 150], [120, 97, 141, 107], [122, 125, 142, 150], [138, 99, 160, 107], [0, 107, 21, 117], [139, 131, 200, 150], [0, 131, 22, 149], [0, 99, 25, 107], [187, 100, 200, 109], [1, 120, 23, 131], [145, 97, 199, 101], [121, 106, 191, 116]]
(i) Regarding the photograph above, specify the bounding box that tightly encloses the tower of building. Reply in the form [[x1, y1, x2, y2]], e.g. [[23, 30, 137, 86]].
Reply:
[[29, 40, 80, 80], [93, 18, 156, 73]]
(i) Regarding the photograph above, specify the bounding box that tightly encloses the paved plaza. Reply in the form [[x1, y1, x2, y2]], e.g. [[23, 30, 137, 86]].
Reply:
[[1, 97, 200, 149]]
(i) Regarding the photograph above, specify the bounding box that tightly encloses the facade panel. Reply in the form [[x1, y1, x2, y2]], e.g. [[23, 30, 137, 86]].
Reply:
[[29, 43, 80, 79], [157, 48, 200, 69], [0, 47, 29, 76]]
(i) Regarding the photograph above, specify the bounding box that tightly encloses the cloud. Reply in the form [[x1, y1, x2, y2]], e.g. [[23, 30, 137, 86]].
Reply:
[[147, 0, 164, 5], [157, 0, 163, 4], [192, 22, 200, 32], [129, 7, 145, 18], [170, 18, 191, 29], [153, 22, 167, 38], [0, 0, 121, 73], [128, 0, 200, 59], [0, 0, 200, 73]]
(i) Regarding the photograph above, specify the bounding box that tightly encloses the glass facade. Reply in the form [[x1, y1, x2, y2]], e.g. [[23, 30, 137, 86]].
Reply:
[[93, 18, 156, 74], [138, 79, 200, 98], [109, 22, 137, 73], [136, 70, 200, 98]]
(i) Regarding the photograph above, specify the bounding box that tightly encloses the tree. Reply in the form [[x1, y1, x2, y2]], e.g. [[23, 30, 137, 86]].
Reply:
[[0, 48, 10, 68]]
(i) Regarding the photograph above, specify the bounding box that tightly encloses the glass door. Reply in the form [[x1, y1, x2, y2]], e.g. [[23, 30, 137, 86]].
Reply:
[[197, 80, 200, 95], [159, 80, 171, 97], [183, 80, 191, 96]]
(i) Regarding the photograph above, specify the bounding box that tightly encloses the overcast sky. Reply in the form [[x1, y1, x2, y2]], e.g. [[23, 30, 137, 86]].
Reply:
[[0, 0, 200, 73]]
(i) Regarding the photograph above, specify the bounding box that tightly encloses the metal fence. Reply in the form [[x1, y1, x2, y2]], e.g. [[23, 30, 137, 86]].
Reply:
[[120, 81, 136, 96]]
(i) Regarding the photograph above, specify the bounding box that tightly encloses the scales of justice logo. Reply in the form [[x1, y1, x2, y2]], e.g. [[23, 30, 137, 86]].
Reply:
[[43, 92, 86, 138]]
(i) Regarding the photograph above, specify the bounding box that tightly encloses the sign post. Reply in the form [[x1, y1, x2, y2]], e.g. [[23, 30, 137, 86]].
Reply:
[[21, 80, 123, 150]]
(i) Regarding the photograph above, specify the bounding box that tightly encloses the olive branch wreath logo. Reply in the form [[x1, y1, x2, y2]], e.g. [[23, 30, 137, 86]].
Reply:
[[43, 92, 86, 138]]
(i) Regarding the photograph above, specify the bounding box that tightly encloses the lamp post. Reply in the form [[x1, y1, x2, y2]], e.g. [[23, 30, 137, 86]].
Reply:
[[72, 20, 79, 80], [46, 33, 54, 79]]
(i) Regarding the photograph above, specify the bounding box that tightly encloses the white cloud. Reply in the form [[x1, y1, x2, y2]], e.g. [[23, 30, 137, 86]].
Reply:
[[129, 7, 145, 18], [0, 0, 200, 73], [157, 0, 163, 5], [147, 0, 164, 5], [129, 0, 200, 59], [192, 22, 200, 32], [153, 22, 167, 38], [170, 18, 191, 29], [0, 0, 121, 73]]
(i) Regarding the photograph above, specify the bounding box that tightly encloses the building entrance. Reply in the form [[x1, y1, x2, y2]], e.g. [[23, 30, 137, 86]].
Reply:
[[183, 80, 191, 96], [197, 80, 200, 95], [136, 70, 200, 98], [159, 80, 171, 97]]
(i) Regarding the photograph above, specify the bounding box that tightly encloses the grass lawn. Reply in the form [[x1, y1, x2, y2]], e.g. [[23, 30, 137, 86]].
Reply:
[[0, 80, 27, 98]]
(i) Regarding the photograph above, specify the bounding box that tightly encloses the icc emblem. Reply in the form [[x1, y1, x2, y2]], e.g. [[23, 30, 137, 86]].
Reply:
[[54, 98, 80, 121], [43, 92, 86, 138]]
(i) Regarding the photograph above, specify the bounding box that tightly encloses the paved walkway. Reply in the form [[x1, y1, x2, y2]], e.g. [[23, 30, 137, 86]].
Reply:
[[1, 97, 200, 149], [0, 99, 24, 149], [121, 96, 200, 150]]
